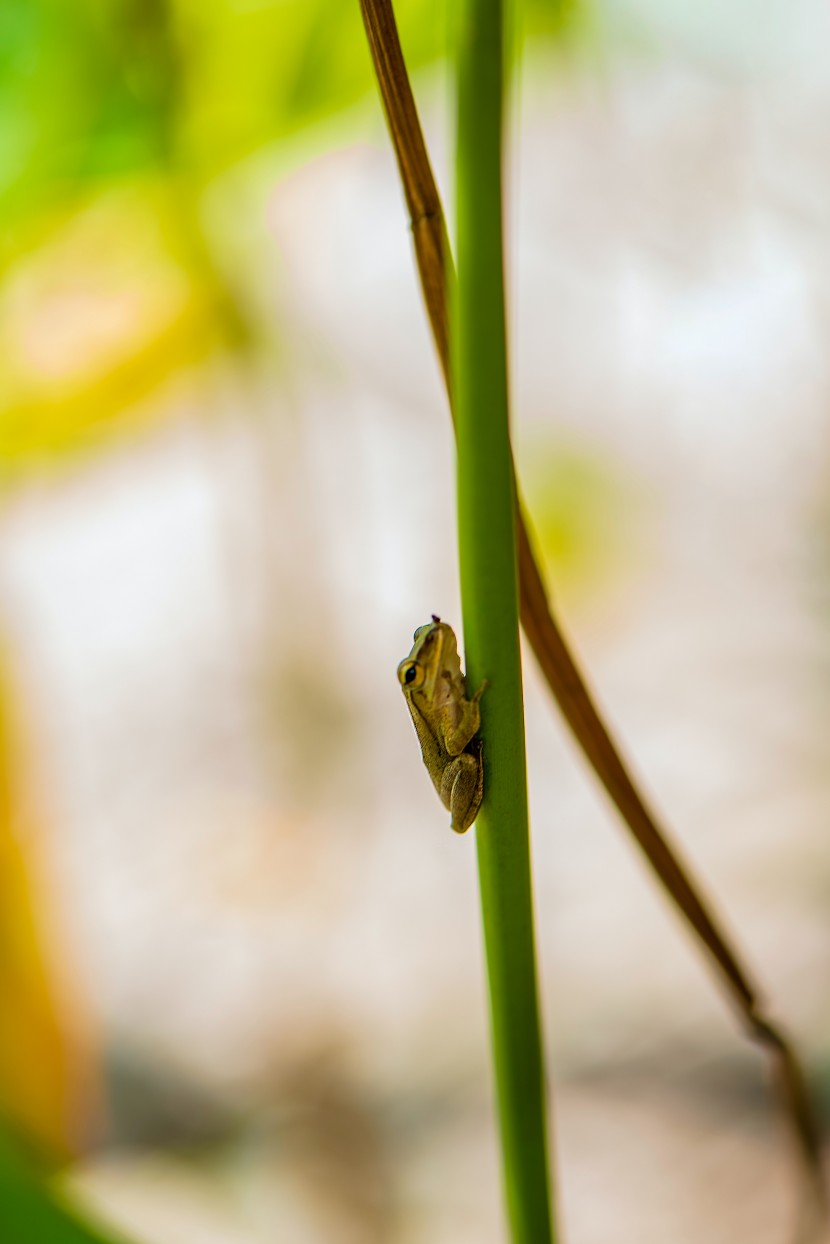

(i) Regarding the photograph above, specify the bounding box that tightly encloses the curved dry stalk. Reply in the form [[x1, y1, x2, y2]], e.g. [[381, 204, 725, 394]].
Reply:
[[357, 0, 826, 1228]]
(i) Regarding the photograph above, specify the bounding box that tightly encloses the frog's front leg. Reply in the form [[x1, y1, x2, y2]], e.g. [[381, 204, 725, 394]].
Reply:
[[440, 747, 484, 834], [443, 680, 489, 756]]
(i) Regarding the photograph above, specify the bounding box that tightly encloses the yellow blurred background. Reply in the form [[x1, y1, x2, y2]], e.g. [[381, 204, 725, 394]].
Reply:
[[1, 1, 829, 1241]]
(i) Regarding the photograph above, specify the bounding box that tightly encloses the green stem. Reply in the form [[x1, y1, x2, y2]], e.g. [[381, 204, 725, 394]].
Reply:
[[453, 2, 556, 1242]]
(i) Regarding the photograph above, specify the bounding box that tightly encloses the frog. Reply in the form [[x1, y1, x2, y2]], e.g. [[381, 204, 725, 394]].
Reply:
[[397, 615, 488, 833]]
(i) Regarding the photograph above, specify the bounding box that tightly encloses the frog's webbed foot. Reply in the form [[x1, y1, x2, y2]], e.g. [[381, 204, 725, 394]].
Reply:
[[441, 744, 484, 834]]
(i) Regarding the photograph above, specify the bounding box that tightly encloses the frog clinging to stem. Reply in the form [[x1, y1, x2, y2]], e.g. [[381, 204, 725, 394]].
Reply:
[[397, 616, 488, 833]]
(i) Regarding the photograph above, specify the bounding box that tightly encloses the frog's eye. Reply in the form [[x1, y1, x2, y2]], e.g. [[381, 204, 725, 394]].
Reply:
[[398, 660, 425, 688]]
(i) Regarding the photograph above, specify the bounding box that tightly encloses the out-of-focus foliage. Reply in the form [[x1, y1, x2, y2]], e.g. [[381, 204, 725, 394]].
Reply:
[[0, 179, 234, 463], [0, 1129, 127, 1244], [0, 0, 587, 470], [1, 0, 440, 247], [0, 658, 98, 1158], [0, 0, 441, 464], [522, 438, 637, 600], [0, 0, 584, 226]]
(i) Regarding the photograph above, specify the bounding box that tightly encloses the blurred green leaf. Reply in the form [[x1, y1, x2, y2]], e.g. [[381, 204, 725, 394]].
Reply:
[[0, 0, 591, 250], [0, 1130, 129, 1244], [0, 0, 593, 473], [0, 178, 240, 465], [0, 0, 439, 243]]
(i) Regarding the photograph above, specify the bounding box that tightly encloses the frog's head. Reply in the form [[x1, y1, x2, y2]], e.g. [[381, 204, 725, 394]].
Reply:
[[397, 616, 458, 703]]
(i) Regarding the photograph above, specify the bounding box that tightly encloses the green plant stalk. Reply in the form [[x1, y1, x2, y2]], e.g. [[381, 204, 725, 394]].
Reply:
[[453, 1, 556, 1241]]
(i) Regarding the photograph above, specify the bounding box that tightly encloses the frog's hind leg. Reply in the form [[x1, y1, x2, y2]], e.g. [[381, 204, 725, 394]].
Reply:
[[441, 746, 484, 834]]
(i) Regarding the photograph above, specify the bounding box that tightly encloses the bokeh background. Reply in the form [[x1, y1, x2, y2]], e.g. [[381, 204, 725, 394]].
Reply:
[[2, 1, 829, 1241]]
